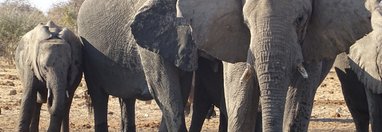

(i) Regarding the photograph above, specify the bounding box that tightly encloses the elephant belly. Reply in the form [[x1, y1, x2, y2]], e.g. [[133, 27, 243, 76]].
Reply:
[[83, 50, 150, 99], [178, 0, 250, 63]]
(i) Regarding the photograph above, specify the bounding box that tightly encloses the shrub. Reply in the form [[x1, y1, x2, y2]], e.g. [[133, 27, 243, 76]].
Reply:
[[0, 0, 47, 60]]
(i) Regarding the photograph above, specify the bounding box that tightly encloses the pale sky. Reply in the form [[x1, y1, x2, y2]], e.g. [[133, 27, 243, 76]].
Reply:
[[0, 0, 69, 13]]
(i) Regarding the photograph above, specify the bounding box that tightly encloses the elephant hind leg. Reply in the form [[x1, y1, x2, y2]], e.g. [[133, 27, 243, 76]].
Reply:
[[85, 78, 109, 132], [119, 98, 136, 132], [365, 89, 382, 132]]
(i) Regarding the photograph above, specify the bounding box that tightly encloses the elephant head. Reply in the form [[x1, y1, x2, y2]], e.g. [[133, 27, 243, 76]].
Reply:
[[349, 5, 382, 94], [241, 0, 373, 130]]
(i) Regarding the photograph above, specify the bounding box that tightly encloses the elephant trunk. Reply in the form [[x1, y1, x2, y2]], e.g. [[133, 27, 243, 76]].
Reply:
[[46, 69, 68, 132], [247, 19, 303, 131]]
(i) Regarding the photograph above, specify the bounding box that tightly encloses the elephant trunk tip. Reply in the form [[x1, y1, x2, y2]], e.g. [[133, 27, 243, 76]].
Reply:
[[297, 63, 309, 79], [240, 64, 255, 84]]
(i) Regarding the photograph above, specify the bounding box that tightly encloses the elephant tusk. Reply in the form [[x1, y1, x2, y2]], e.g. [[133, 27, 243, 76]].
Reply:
[[297, 63, 309, 79], [47, 88, 51, 99], [66, 90, 69, 98], [240, 64, 255, 84]]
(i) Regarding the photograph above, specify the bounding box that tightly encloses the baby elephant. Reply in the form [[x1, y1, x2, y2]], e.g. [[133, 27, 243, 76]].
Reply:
[[15, 21, 82, 132], [335, 6, 382, 132]]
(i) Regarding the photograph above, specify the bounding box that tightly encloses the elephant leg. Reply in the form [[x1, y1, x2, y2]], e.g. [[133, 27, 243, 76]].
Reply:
[[365, 89, 382, 132], [223, 62, 259, 131], [119, 98, 136, 132], [283, 59, 334, 131], [335, 69, 369, 132], [18, 72, 39, 131], [185, 75, 195, 117], [86, 79, 109, 132], [218, 105, 228, 132], [138, 47, 191, 132], [218, 89, 228, 132], [189, 74, 211, 132], [30, 102, 42, 132], [334, 53, 369, 132], [255, 105, 262, 132], [61, 89, 75, 132]]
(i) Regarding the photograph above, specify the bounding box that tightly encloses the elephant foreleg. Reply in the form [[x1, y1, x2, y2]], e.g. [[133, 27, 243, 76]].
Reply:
[[18, 72, 39, 132], [138, 47, 191, 132], [335, 53, 369, 132], [223, 62, 259, 131], [365, 89, 382, 132], [30, 102, 42, 132], [283, 59, 334, 131]]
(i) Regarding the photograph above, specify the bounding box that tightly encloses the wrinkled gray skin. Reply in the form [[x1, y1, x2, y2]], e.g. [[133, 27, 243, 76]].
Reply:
[[77, 0, 228, 131], [335, 7, 382, 132], [15, 21, 82, 132], [130, 0, 373, 131], [77, 0, 152, 131]]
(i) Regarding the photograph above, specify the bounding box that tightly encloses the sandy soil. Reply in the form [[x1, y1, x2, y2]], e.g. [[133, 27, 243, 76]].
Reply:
[[0, 58, 356, 131]]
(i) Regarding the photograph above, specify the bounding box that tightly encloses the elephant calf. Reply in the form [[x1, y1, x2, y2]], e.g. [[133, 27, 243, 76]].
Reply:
[[335, 6, 382, 132], [15, 21, 82, 132]]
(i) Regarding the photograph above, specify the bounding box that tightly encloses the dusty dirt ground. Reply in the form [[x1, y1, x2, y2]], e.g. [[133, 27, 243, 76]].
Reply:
[[0, 58, 356, 131]]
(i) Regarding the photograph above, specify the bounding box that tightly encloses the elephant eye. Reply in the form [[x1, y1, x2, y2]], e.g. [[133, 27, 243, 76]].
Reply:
[[295, 14, 308, 44], [295, 15, 306, 27]]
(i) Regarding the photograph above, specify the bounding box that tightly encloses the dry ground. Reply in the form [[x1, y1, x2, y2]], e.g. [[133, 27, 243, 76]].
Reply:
[[0, 58, 356, 131]]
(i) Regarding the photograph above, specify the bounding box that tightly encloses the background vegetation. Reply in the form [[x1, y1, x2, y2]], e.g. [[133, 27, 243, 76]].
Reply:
[[0, 0, 84, 61]]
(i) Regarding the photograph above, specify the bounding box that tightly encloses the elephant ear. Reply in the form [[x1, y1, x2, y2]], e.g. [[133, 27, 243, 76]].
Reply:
[[131, 0, 197, 71], [177, 0, 250, 63], [31, 25, 53, 81], [59, 28, 83, 86], [348, 32, 382, 94], [302, 0, 372, 63]]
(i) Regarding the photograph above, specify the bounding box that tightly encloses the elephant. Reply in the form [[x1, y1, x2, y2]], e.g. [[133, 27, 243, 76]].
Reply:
[[130, 0, 373, 131], [77, 0, 230, 131], [15, 21, 82, 132], [77, 0, 152, 131], [335, 6, 382, 132]]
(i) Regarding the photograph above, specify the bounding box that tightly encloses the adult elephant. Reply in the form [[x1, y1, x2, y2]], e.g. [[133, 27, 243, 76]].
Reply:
[[131, 0, 373, 131], [78, 0, 229, 131], [77, 0, 152, 131], [335, 6, 382, 132]]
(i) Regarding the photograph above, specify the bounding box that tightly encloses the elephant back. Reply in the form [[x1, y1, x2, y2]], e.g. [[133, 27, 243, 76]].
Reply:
[[78, 0, 146, 70]]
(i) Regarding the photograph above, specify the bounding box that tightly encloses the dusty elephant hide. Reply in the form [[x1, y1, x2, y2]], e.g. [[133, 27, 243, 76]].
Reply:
[[348, 8, 382, 94]]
